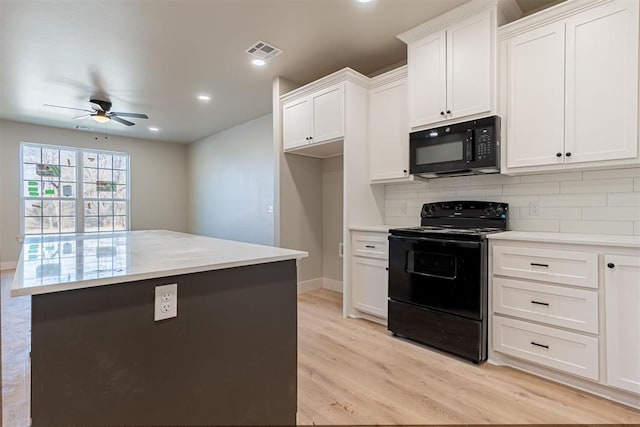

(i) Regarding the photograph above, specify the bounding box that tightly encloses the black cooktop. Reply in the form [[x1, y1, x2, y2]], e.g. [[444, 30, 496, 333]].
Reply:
[[390, 201, 509, 240]]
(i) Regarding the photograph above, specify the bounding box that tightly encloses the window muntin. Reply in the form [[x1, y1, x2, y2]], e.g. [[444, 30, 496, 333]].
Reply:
[[21, 143, 129, 235]]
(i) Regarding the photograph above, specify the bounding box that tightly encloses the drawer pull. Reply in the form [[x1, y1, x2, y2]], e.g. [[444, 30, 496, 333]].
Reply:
[[365, 245, 376, 249], [607, 263, 615, 269], [530, 262, 549, 267], [531, 300, 549, 306], [531, 341, 549, 349]]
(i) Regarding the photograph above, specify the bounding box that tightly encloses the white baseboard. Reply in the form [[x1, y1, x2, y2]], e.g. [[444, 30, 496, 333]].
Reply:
[[298, 277, 343, 294], [322, 278, 343, 293], [0, 261, 17, 271], [297, 278, 324, 294]]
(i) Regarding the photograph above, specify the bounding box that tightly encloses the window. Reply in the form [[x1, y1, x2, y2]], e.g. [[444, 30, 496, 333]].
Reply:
[[21, 143, 129, 235]]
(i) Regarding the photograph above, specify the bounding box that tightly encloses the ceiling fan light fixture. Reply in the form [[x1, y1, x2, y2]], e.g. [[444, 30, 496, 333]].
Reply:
[[92, 114, 110, 124]]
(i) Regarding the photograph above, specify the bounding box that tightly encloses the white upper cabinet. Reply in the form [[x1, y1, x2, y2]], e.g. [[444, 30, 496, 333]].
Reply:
[[505, 21, 565, 168], [564, 1, 639, 164], [282, 81, 345, 155], [500, 0, 639, 174], [400, 4, 496, 130], [368, 67, 411, 183]]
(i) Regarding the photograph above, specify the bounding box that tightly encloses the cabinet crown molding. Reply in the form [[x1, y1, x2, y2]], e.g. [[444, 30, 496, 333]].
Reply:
[[369, 66, 407, 89], [499, 0, 615, 39], [280, 67, 369, 102], [397, 0, 500, 43]]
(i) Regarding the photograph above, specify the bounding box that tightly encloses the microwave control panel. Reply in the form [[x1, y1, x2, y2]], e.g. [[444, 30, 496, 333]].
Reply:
[[474, 127, 494, 162]]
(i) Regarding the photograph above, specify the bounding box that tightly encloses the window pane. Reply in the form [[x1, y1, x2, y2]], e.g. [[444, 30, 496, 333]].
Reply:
[[61, 217, 75, 233], [84, 201, 97, 216], [42, 200, 59, 216], [98, 153, 112, 169], [99, 216, 113, 231], [60, 150, 76, 167], [113, 155, 127, 170], [23, 146, 41, 163], [99, 201, 113, 215], [23, 164, 41, 180], [98, 168, 113, 182], [42, 148, 59, 165], [84, 152, 98, 167], [24, 180, 41, 197], [113, 216, 127, 231], [42, 182, 60, 197], [84, 216, 98, 232], [60, 166, 76, 181], [84, 184, 97, 199], [83, 167, 97, 183], [42, 217, 60, 234], [24, 201, 42, 217], [24, 217, 42, 234], [115, 185, 127, 199], [61, 183, 75, 197], [113, 201, 127, 216], [113, 170, 127, 185], [61, 201, 75, 216]]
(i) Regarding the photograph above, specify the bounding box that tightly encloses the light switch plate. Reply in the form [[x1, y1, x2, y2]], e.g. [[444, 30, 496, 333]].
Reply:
[[154, 283, 178, 321]]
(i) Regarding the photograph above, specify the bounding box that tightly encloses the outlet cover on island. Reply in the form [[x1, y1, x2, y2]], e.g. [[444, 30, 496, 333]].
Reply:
[[154, 283, 178, 321]]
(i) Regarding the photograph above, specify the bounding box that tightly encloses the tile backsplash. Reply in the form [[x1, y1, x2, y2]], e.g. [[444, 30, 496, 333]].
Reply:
[[384, 168, 640, 236]]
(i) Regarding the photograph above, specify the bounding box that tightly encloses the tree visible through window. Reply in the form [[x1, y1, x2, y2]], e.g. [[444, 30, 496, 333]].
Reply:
[[21, 143, 129, 235]]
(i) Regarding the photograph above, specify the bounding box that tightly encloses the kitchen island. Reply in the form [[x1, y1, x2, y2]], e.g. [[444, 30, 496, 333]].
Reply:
[[12, 230, 307, 426]]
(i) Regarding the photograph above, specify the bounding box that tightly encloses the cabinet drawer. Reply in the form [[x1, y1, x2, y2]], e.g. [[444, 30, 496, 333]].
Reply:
[[493, 316, 599, 380], [493, 278, 598, 333], [492, 245, 598, 288], [352, 233, 389, 259]]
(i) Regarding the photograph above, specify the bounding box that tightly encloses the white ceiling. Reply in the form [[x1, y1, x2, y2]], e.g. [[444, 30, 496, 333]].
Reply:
[[0, 0, 556, 144]]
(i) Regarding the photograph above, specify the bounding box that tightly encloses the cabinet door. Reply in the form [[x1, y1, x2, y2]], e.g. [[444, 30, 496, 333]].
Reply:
[[408, 30, 447, 128], [352, 256, 388, 318], [283, 97, 311, 150], [447, 9, 492, 121], [311, 84, 344, 144], [505, 21, 565, 168], [565, 0, 639, 164], [369, 78, 410, 182], [605, 254, 640, 394]]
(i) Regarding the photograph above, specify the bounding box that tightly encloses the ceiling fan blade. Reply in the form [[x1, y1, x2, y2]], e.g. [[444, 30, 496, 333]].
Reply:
[[111, 112, 149, 119], [111, 116, 135, 126], [72, 114, 91, 120], [44, 104, 93, 113]]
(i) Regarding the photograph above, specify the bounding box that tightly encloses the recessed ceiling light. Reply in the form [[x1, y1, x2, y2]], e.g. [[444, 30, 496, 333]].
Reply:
[[197, 94, 211, 101], [252, 59, 266, 66], [149, 127, 159, 132], [358, 0, 372, 3]]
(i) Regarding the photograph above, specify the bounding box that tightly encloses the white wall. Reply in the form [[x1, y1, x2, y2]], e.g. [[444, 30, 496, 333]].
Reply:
[[384, 168, 640, 235], [0, 119, 189, 267], [322, 156, 343, 282], [187, 114, 275, 246]]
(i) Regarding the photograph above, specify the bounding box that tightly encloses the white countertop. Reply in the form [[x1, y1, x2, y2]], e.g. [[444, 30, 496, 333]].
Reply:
[[488, 231, 640, 248], [11, 230, 308, 297]]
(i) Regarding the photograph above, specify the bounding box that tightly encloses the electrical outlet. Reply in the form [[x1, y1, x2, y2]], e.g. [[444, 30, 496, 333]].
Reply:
[[529, 201, 540, 216], [154, 283, 177, 321]]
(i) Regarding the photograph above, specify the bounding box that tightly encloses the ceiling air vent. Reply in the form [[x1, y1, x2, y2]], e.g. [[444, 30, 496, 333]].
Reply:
[[245, 40, 283, 62]]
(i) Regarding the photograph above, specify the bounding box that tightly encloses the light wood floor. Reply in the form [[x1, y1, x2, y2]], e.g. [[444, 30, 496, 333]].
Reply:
[[1, 270, 639, 425], [297, 288, 640, 425]]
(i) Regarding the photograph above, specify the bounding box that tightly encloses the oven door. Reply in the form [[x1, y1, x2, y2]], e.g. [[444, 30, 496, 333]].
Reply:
[[388, 235, 486, 320]]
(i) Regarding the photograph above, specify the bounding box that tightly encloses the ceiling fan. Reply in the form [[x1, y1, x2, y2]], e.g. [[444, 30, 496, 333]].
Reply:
[[44, 99, 149, 126]]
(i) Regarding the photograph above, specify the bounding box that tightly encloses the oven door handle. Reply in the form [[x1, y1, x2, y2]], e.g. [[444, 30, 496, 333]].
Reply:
[[404, 237, 481, 249]]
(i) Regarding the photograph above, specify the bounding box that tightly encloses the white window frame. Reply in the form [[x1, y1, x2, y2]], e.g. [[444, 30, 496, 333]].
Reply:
[[20, 142, 130, 236]]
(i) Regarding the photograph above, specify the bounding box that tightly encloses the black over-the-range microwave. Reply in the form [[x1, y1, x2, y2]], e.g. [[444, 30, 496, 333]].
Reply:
[[409, 115, 501, 179]]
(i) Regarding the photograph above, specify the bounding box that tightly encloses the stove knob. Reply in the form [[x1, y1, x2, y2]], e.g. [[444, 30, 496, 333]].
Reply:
[[455, 204, 463, 212], [496, 206, 504, 215]]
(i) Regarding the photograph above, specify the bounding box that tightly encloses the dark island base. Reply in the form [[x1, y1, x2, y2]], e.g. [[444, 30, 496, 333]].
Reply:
[[31, 260, 297, 426]]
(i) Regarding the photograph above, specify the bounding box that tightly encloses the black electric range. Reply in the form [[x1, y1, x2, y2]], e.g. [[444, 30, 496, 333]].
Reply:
[[387, 201, 509, 363]]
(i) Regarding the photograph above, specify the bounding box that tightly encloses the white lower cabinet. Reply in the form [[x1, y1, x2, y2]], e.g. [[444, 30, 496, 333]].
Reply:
[[350, 231, 388, 320], [489, 236, 640, 407], [605, 254, 640, 394]]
